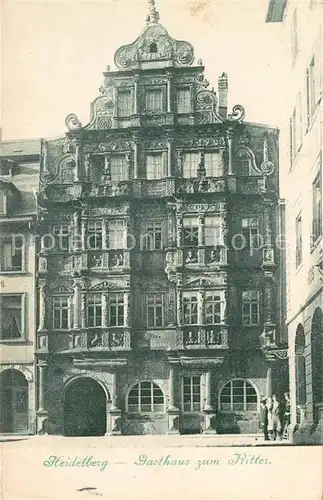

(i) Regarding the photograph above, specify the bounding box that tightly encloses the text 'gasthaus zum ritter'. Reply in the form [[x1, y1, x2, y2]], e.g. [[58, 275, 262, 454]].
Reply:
[[135, 453, 271, 471]]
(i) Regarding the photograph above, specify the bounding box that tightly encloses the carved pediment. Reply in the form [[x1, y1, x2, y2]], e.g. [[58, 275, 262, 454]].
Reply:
[[51, 284, 73, 294], [184, 275, 225, 287], [89, 280, 129, 290]]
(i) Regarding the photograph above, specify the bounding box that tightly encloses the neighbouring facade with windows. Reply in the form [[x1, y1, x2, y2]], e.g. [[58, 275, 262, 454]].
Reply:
[[0, 139, 40, 434], [34, 1, 287, 436], [267, 0, 323, 443]]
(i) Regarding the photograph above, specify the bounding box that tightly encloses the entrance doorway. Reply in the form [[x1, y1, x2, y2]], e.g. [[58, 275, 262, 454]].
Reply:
[[64, 377, 107, 436], [0, 369, 29, 433]]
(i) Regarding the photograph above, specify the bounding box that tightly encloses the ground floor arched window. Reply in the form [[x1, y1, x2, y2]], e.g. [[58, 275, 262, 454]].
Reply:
[[295, 323, 306, 406], [219, 379, 258, 411], [0, 369, 28, 433], [127, 381, 164, 413], [311, 308, 323, 405]]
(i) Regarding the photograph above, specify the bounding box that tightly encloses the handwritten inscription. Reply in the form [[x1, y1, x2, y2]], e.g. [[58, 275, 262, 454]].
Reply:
[[135, 453, 271, 470]]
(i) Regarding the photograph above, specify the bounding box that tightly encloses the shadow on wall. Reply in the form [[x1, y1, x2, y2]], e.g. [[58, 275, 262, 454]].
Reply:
[[122, 414, 168, 435], [216, 412, 259, 434]]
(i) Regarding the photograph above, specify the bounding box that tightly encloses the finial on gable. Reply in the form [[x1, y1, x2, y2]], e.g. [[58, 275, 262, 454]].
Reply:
[[146, 0, 160, 24]]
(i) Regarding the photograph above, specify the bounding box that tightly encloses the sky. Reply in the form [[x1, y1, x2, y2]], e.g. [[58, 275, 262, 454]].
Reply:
[[1, 0, 289, 140]]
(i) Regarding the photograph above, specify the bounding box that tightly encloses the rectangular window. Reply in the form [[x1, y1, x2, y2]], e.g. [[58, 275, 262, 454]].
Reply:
[[143, 222, 163, 250], [204, 152, 223, 177], [183, 217, 199, 247], [146, 89, 163, 113], [0, 236, 24, 272], [290, 94, 303, 164], [182, 376, 201, 412], [110, 155, 128, 182], [146, 153, 165, 180], [205, 216, 222, 246], [108, 220, 125, 249], [88, 221, 103, 250], [109, 293, 124, 327], [117, 89, 132, 117], [306, 51, 320, 123], [205, 292, 223, 325], [291, 8, 299, 64], [53, 225, 69, 251], [183, 292, 198, 325], [87, 293, 102, 327], [0, 294, 24, 340], [146, 293, 164, 327], [177, 88, 191, 114], [52, 296, 69, 330], [183, 152, 199, 178], [241, 218, 260, 248], [242, 290, 260, 326], [312, 170, 322, 242], [295, 212, 302, 267]]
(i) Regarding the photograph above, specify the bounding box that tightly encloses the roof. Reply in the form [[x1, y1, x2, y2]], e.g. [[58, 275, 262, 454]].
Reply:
[[266, 0, 287, 22], [0, 139, 41, 158]]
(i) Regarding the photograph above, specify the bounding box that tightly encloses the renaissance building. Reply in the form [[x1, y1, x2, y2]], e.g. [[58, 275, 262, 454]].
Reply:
[[35, 1, 288, 436], [0, 139, 40, 434], [266, 0, 323, 443]]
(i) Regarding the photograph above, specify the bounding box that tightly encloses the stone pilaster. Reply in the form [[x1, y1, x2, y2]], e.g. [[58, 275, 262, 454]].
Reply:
[[38, 280, 47, 332], [203, 371, 217, 434], [107, 372, 122, 436], [167, 366, 180, 434], [124, 292, 130, 328], [36, 362, 49, 434], [197, 290, 204, 325], [167, 138, 174, 177], [73, 280, 81, 329], [198, 215, 205, 246]]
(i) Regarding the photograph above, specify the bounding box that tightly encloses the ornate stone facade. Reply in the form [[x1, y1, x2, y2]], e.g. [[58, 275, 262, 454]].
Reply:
[[35, 1, 287, 436]]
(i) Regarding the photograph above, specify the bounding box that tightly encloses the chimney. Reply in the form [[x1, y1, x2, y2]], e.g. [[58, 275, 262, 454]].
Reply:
[[218, 73, 228, 119]]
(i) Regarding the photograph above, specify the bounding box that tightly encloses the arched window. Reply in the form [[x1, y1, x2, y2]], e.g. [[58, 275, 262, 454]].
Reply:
[[311, 308, 323, 404], [295, 323, 306, 406], [149, 42, 158, 54], [128, 381, 164, 413], [219, 379, 258, 411]]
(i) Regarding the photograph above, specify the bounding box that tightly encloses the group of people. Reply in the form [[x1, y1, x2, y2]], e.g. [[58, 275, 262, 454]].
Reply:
[[259, 393, 291, 441]]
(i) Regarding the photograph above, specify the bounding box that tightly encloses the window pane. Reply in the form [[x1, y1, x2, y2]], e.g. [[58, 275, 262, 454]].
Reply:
[[0, 295, 22, 339]]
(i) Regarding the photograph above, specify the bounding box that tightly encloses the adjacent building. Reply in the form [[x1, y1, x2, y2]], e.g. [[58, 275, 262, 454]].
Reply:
[[266, 0, 323, 443], [31, 1, 288, 436], [0, 139, 40, 434]]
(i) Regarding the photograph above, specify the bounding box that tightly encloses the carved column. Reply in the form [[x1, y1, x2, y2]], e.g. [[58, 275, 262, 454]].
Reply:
[[102, 220, 107, 250], [133, 138, 139, 179], [204, 371, 213, 411], [133, 76, 139, 115], [197, 290, 204, 325], [74, 141, 80, 182], [167, 206, 176, 247], [124, 292, 130, 328], [167, 76, 172, 113], [263, 203, 273, 246], [167, 138, 173, 177], [226, 129, 234, 176], [81, 293, 87, 329], [38, 280, 47, 332], [73, 281, 81, 329], [102, 294, 108, 328], [264, 280, 274, 325], [198, 215, 205, 246], [36, 362, 48, 434], [203, 370, 217, 433], [167, 365, 180, 434], [176, 289, 182, 326], [176, 216, 183, 247], [84, 153, 91, 182], [107, 371, 122, 436], [81, 218, 87, 251]]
